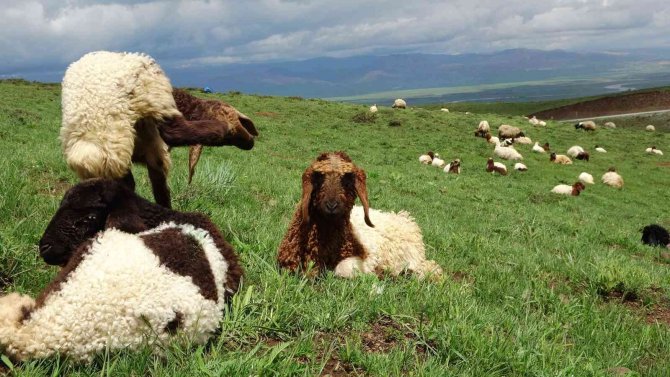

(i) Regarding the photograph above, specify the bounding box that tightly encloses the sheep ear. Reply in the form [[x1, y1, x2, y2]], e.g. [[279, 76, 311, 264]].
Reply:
[[354, 168, 374, 227], [188, 145, 204, 184], [300, 168, 314, 224], [236, 110, 259, 137]]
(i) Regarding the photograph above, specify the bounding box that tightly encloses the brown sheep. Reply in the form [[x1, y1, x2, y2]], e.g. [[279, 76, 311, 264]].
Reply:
[[277, 152, 441, 279], [550, 153, 573, 165]]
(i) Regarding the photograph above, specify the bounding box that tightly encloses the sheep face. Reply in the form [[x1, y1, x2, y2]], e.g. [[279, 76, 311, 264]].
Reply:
[[38, 180, 125, 265], [301, 152, 373, 227]]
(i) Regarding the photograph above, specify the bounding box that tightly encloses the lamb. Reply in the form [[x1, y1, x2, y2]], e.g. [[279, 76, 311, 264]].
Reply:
[[646, 146, 664, 155], [485, 133, 500, 145], [444, 159, 461, 174], [1, 179, 242, 361], [551, 182, 586, 196], [276, 152, 442, 279], [532, 142, 546, 153], [641, 224, 670, 248], [486, 158, 507, 175], [646, 125, 656, 132], [419, 151, 434, 164], [431, 154, 446, 168], [369, 104, 378, 113], [550, 153, 572, 165], [60, 51, 258, 208], [602, 167, 624, 188], [494, 141, 523, 160], [392, 99, 407, 109], [575, 121, 596, 131], [567, 146, 589, 161], [595, 145, 607, 153], [578, 172, 595, 185], [498, 124, 525, 139], [514, 163, 528, 171], [514, 136, 533, 145], [604, 122, 616, 129]]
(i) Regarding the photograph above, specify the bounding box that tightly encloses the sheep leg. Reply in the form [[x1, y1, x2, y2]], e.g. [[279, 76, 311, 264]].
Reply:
[[147, 165, 171, 209], [120, 171, 136, 192], [158, 116, 254, 150]]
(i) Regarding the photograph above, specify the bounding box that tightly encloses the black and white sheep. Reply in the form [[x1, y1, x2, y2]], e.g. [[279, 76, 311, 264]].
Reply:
[[0, 179, 243, 361]]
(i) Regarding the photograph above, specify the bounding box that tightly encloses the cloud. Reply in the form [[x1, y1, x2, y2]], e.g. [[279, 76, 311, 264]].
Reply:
[[1, 0, 668, 79]]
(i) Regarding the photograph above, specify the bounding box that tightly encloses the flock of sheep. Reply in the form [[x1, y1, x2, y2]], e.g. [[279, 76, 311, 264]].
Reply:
[[0, 52, 441, 362]]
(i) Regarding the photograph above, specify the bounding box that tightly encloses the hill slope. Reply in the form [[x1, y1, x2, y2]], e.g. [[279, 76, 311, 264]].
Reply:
[[0, 81, 669, 375]]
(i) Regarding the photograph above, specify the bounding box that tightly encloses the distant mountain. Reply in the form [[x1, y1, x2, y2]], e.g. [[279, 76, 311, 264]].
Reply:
[[166, 48, 670, 103]]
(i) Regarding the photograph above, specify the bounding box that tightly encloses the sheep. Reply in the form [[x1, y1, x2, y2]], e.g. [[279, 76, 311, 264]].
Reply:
[[602, 167, 624, 188], [392, 99, 407, 109], [646, 146, 664, 155], [532, 142, 546, 153], [494, 141, 523, 160], [431, 154, 446, 168], [477, 120, 490, 133], [498, 124, 524, 139], [567, 146, 590, 161], [595, 145, 607, 153], [1, 179, 242, 362], [542, 142, 551, 152], [60, 51, 258, 208], [514, 162, 528, 171], [440, 108, 450, 112], [276, 152, 442, 279], [486, 158, 507, 175], [579, 172, 594, 185], [646, 125, 656, 132], [485, 133, 500, 145], [575, 121, 596, 131], [369, 104, 378, 113], [514, 136, 533, 145], [641, 224, 670, 248], [528, 116, 539, 125], [604, 121, 616, 129], [444, 159, 461, 174], [551, 182, 586, 196], [538, 120, 547, 126], [419, 151, 434, 164], [550, 153, 572, 165]]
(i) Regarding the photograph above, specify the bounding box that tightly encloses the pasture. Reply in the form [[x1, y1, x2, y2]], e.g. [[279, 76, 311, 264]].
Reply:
[[1, 80, 669, 376]]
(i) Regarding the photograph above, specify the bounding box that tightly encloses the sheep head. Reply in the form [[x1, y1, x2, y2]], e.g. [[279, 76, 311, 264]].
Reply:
[[38, 179, 146, 266], [300, 152, 373, 228]]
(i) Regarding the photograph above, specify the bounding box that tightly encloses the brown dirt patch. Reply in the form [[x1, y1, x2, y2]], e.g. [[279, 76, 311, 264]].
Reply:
[[36, 176, 71, 197], [600, 285, 670, 326], [657, 162, 670, 167], [530, 90, 670, 120], [360, 315, 434, 355], [308, 332, 364, 377], [255, 111, 279, 118], [450, 271, 474, 284], [0, 271, 13, 292]]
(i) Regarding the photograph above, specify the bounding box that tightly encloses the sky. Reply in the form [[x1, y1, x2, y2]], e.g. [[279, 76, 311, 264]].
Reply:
[[1, 0, 670, 80]]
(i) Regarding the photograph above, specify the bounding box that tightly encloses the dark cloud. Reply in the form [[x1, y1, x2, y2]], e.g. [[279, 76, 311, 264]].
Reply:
[[1, 0, 668, 78]]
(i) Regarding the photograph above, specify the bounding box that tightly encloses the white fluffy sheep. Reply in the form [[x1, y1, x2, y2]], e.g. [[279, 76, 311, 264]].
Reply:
[[595, 145, 607, 153], [579, 172, 594, 185], [646, 125, 656, 132], [514, 162, 528, 171], [419, 151, 434, 164], [494, 141, 523, 160], [369, 104, 378, 113], [532, 142, 546, 153], [498, 124, 524, 139], [515, 136, 533, 145], [551, 182, 585, 196], [567, 146, 585, 158], [440, 108, 450, 112], [646, 146, 664, 155], [602, 168, 624, 188], [431, 154, 446, 168], [0, 223, 232, 361], [604, 122, 616, 129], [477, 120, 490, 133], [392, 99, 407, 109], [528, 116, 539, 125]]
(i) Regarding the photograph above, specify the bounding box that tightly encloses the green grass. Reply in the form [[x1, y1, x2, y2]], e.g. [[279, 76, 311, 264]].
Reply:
[[1, 80, 670, 376]]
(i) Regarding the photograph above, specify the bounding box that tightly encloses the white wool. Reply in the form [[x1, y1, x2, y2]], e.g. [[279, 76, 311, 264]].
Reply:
[[339, 206, 442, 279], [487, 136, 500, 145], [493, 161, 507, 172], [595, 146, 607, 153], [443, 162, 461, 174], [514, 163, 527, 171], [579, 172, 594, 185], [578, 121, 596, 130], [646, 147, 664, 155], [440, 108, 450, 112], [567, 146, 585, 158], [551, 184, 574, 195], [0, 223, 230, 361], [392, 99, 407, 108], [602, 171, 624, 188], [604, 122, 616, 129], [646, 125, 655, 131], [419, 154, 432, 164], [431, 156, 445, 168], [369, 104, 378, 113], [515, 136, 532, 144], [494, 143, 523, 160], [552, 154, 572, 164], [653, 149, 664, 156], [498, 124, 522, 138], [532, 142, 545, 153], [60, 51, 179, 179], [528, 116, 539, 125], [538, 121, 547, 126], [477, 120, 490, 132]]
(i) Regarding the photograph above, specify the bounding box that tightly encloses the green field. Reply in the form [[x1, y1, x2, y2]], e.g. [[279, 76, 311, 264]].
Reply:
[[1, 80, 670, 376]]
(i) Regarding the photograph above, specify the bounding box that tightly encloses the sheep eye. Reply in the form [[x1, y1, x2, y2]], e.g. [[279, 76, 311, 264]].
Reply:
[[86, 214, 98, 221]]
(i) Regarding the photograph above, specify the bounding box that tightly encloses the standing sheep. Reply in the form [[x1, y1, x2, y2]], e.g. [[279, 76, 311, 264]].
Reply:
[[276, 152, 441, 279], [498, 125, 524, 139], [60, 51, 258, 208], [575, 121, 596, 131], [1, 179, 242, 361], [392, 99, 407, 109]]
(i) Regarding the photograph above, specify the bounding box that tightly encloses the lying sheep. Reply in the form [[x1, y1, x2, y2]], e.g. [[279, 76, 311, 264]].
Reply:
[[602, 167, 624, 188], [567, 146, 590, 161], [494, 141, 523, 160], [646, 146, 664, 155], [604, 122, 616, 129], [431, 154, 446, 168], [575, 121, 596, 131], [579, 172, 595, 185], [486, 158, 507, 175], [532, 142, 546, 153], [276, 152, 442, 279], [550, 153, 572, 165], [595, 145, 607, 153], [514, 162, 528, 171], [61, 51, 257, 208], [498, 124, 524, 139], [646, 125, 656, 132], [419, 151, 434, 164], [444, 159, 461, 174], [514, 136, 533, 145], [369, 104, 378, 113], [392, 99, 407, 109], [1, 179, 242, 361], [551, 182, 585, 196]]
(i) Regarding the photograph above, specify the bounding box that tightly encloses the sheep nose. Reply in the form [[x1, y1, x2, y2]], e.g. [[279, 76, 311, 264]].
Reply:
[[39, 243, 53, 256], [325, 201, 339, 212]]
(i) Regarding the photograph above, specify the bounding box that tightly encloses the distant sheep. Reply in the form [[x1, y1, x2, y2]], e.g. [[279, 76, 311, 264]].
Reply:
[[604, 122, 616, 129], [528, 116, 539, 125], [646, 146, 664, 155], [514, 162, 528, 171], [551, 182, 585, 196], [444, 159, 461, 174], [494, 141, 523, 160], [277, 152, 442, 279], [498, 124, 524, 139], [550, 153, 572, 165], [646, 125, 656, 132], [575, 121, 596, 131], [515, 136, 533, 145], [477, 120, 490, 133], [485, 133, 500, 145], [486, 158, 507, 175], [392, 99, 407, 109], [369, 104, 378, 113], [440, 108, 449, 112], [1, 179, 242, 361], [431, 154, 446, 168], [641, 224, 670, 248], [532, 142, 546, 153], [567, 146, 590, 161], [602, 167, 624, 188], [595, 145, 607, 153], [419, 151, 434, 164], [579, 172, 594, 185]]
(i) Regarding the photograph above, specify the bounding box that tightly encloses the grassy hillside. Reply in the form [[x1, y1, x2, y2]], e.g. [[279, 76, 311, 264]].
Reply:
[[1, 80, 669, 376]]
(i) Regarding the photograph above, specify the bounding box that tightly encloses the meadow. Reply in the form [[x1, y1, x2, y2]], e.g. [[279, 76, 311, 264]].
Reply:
[[0, 79, 669, 376]]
